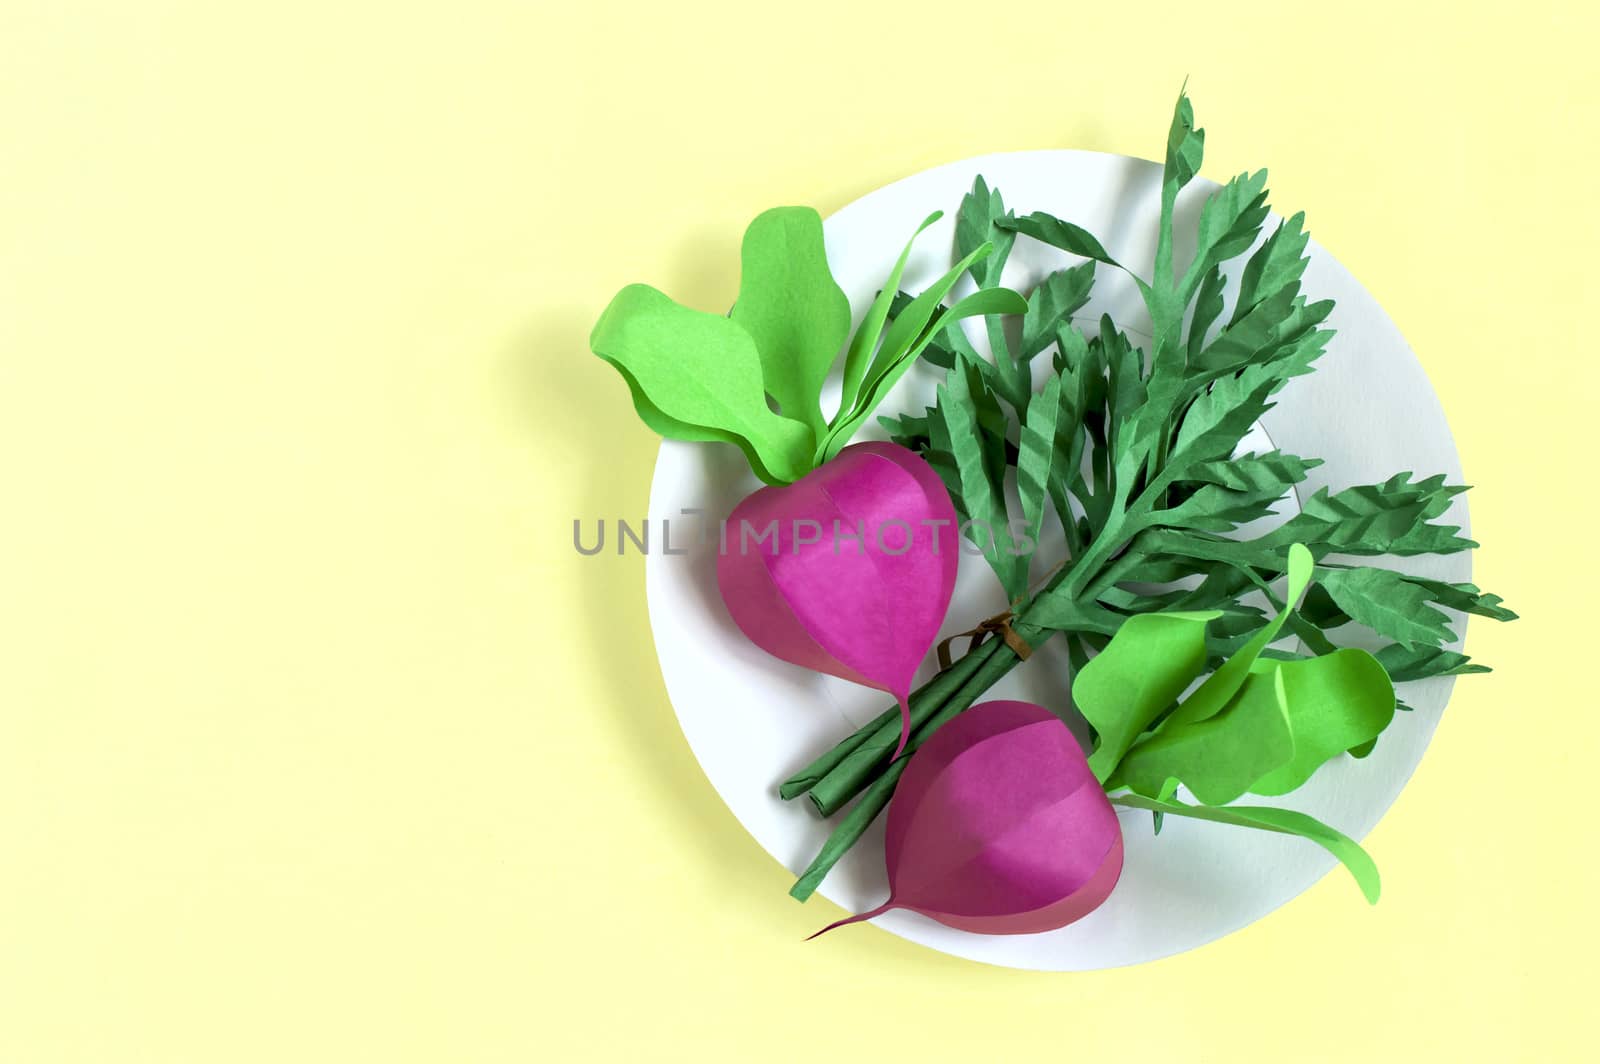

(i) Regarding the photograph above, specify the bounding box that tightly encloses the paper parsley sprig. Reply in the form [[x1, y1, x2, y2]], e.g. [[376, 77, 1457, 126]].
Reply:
[[781, 89, 1515, 903]]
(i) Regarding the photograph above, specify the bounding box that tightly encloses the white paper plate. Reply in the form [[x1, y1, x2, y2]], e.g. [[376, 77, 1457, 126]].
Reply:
[[644, 150, 1470, 970]]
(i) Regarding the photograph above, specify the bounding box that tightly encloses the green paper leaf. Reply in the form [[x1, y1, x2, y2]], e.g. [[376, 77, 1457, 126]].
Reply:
[[1118, 645, 1395, 807], [1170, 365, 1278, 467], [1119, 665, 1294, 805], [1100, 319, 1147, 464], [1177, 450, 1322, 493], [998, 212, 1150, 296], [931, 366, 1024, 598], [1318, 566, 1457, 650], [837, 211, 942, 415], [729, 207, 851, 437], [1250, 649, 1396, 795], [956, 176, 1015, 289], [1232, 212, 1311, 327], [820, 282, 1026, 463], [1187, 264, 1227, 358], [1143, 482, 1287, 535], [1197, 288, 1305, 374], [1163, 543, 1313, 729], [1179, 169, 1270, 301], [1394, 575, 1519, 622], [1163, 91, 1205, 194], [868, 277, 1012, 395], [1016, 374, 1064, 560], [1142, 474, 1478, 576], [589, 284, 813, 484], [1070, 611, 1220, 782], [1021, 263, 1097, 360], [1111, 794, 1380, 904], [1374, 643, 1492, 682], [1146, 451, 1317, 534]]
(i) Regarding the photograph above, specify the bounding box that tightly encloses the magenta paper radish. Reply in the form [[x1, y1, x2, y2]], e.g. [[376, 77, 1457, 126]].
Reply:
[[717, 442, 959, 757], [590, 206, 1023, 744], [810, 699, 1124, 938]]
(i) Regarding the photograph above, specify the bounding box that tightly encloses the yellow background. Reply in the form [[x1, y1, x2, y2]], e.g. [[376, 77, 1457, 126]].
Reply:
[[1, 2, 1590, 1060]]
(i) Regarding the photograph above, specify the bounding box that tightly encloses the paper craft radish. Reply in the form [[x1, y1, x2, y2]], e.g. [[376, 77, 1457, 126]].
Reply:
[[717, 442, 957, 756], [809, 699, 1124, 938], [590, 206, 1023, 750]]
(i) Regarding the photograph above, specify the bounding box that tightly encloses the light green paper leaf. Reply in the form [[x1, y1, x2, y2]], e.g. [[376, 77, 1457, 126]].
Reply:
[[590, 284, 813, 484], [865, 264, 1006, 395], [1163, 543, 1313, 729], [1071, 611, 1220, 782], [1318, 566, 1456, 650], [1119, 665, 1293, 805], [729, 207, 851, 437], [1250, 648, 1396, 796], [837, 211, 942, 415], [1111, 793, 1380, 904], [820, 282, 1025, 464]]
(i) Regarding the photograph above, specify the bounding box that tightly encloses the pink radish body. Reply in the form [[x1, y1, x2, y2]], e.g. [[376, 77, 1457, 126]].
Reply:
[[812, 700, 1124, 938], [716, 442, 959, 756]]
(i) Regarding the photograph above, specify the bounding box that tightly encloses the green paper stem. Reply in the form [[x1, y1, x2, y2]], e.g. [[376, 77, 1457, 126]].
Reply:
[[782, 636, 1000, 814], [789, 625, 1039, 902]]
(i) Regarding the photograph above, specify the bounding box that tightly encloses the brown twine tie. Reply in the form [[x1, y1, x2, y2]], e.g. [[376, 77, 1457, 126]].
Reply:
[[936, 608, 1033, 670]]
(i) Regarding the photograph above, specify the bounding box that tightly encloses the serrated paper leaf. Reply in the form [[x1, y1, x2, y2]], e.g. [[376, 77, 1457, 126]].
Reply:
[[1232, 212, 1310, 326], [1187, 264, 1227, 358], [933, 367, 1024, 598], [1163, 92, 1205, 193], [1017, 374, 1064, 550], [1021, 263, 1096, 360], [1178, 451, 1322, 492], [1163, 363, 1280, 477], [1318, 566, 1457, 650], [956, 176, 1015, 289], [1180, 169, 1270, 299], [1374, 644, 1491, 682], [1397, 576, 1519, 622]]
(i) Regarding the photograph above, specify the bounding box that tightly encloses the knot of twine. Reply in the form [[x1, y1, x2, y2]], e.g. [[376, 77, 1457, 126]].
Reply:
[[935, 608, 1033, 671]]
